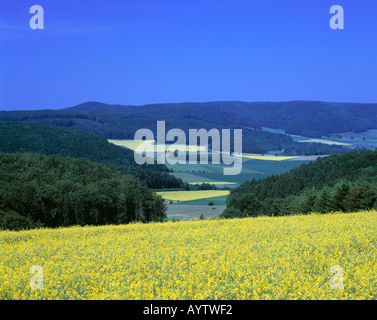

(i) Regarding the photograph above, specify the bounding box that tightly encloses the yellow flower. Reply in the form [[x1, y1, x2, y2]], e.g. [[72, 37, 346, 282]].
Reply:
[[0, 210, 376, 300]]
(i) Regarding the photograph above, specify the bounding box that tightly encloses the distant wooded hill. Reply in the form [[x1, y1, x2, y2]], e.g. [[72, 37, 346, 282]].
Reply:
[[0, 122, 183, 189], [2, 100, 375, 154]]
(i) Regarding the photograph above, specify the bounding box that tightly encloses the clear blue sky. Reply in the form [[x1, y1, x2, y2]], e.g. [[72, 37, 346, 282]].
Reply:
[[1, 0, 376, 110]]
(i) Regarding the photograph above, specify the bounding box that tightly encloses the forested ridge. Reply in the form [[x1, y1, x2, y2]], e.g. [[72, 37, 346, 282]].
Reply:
[[2, 100, 372, 154], [0, 122, 183, 189], [222, 149, 377, 218], [2, 101, 377, 138], [0, 153, 167, 230]]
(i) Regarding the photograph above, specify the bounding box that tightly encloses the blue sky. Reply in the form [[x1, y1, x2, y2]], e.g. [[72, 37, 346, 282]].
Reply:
[[1, 0, 376, 110]]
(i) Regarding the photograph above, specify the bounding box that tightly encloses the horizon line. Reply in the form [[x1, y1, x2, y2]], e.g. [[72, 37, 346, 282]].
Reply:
[[2, 99, 377, 112]]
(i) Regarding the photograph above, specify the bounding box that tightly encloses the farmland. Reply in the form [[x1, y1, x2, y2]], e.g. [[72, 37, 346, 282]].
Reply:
[[156, 190, 230, 202], [238, 154, 301, 161], [163, 156, 314, 217], [1, 210, 376, 300], [107, 139, 316, 217], [326, 130, 377, 150], [165, 204, 226, 220], [165, 156, 313, 186], [2, 0, 377, 303], [107, 139, 206, 152], [263, 126, 377, 150], [107, 139, 314, 187]]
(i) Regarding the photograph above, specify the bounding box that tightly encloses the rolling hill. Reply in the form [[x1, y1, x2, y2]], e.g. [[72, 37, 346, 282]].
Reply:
[[0, 152, 167, 230], [2, 100, 375, 154], [223, 149, 377, 218]]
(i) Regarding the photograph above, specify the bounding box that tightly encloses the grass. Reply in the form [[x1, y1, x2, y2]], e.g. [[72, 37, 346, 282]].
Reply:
[[1, 210, 376, 299], [188, 158, 310, 185]]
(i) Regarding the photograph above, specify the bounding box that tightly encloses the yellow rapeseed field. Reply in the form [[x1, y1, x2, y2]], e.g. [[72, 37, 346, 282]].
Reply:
[[107, 139, 206, 152], [1, 210, 376, 300], [156, 190, 230, 202], [107, 139, 156, 151]]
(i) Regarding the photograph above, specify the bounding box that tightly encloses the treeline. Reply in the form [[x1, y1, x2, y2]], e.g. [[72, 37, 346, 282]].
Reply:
[[0, 122, 184, 189], [221, 149, 377, 218], [0, 153, 167, 231]]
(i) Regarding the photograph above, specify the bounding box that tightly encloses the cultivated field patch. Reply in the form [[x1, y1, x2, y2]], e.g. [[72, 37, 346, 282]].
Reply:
[[238, 154, 301, 161]]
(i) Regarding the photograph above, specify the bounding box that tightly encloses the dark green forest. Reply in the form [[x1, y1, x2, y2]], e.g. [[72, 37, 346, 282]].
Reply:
[[0, 122, 184, 189], [0, 153, 167, 230], [1, 100, 369, 154], [221, 149, 377, 218]]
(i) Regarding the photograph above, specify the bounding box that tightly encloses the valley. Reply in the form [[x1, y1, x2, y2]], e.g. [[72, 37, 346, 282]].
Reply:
[[2, 0, 377, 303]]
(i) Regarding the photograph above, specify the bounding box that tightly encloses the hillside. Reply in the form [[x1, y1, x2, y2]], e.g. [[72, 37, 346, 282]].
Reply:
[[0, 152, 166, 230], [1, 210, 376, 299], [0, 122, 183, 189], [2, 100, 373, 154], [223, 149, 377, 218]]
